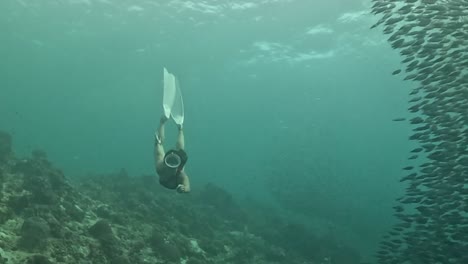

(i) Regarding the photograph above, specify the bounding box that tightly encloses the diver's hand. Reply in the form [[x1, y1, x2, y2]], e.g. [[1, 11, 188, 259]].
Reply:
[[176, 184, 186, 193]]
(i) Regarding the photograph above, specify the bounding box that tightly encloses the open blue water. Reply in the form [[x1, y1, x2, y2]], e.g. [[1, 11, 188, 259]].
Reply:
[[1, 1, 427, 262]]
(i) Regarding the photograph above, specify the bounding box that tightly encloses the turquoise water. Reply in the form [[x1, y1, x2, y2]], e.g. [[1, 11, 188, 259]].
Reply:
[[1, 0, 421, 261]]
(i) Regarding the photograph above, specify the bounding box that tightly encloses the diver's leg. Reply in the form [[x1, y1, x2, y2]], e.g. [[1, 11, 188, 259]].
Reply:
[[175, 125, 185, 150], [154, 140, 165, 167], [156, 115, 168, 143], [154, 116, 168, 167]]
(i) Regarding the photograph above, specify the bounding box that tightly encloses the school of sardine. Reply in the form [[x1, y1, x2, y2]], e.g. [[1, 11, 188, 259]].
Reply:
[[371, 0, 467, 263]]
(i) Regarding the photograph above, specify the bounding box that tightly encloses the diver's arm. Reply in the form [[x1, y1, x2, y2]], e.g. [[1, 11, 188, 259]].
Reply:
[[154, 141, 165, 171], [156, 115, 168, 144], [154, 116, 168, 169], [177, 170, 191, 193]]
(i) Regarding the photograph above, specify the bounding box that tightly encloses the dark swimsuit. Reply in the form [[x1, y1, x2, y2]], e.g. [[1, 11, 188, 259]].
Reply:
[[159, 173, 179, 189], [158, 166, 183, 190]]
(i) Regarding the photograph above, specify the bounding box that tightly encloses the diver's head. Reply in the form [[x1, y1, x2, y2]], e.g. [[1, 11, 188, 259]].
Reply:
[[164, 149, 188, 172]]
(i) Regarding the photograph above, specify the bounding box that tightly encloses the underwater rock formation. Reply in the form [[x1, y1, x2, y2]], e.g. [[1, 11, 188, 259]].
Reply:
[[0, 132, 361, 263], [18, 216, 51, 251]]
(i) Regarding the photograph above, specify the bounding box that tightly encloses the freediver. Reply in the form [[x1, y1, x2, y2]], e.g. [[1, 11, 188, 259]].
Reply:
[[154, 115, 190, 193]]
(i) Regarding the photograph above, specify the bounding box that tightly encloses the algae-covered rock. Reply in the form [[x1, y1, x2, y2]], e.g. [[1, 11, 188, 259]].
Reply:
[[12, 159, 67, 205], [109, 254, 131, 264], [25, 254, 52, 264], [11, 159, 37, 176], [0, 207, 13, 225], [0, 131, 12, 162], [0, 143, 363, 264], [95, 204, 112, 218], [186, 257, 209, 264], [148, 229, 182, 262], [7, 194, 30, 214], [148, 228, 165, 248], [89, 219, 114, 241], [159, 241, 181, 262], [18, 217, 51, 251], [198, 238, 224, 256], [89, 219, 125, 260], [0, 247, 10, 264], [62, 201, 85, 222]]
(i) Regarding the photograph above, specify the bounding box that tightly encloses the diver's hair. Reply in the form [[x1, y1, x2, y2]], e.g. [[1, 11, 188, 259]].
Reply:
[[164, 149, 188, 169]]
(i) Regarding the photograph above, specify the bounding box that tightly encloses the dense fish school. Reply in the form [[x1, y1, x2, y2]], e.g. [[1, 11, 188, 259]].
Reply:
[[371, 0, 468, 263]]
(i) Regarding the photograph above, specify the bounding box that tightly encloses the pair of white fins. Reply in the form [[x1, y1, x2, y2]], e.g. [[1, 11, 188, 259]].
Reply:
[[162, 68, 184, 126]]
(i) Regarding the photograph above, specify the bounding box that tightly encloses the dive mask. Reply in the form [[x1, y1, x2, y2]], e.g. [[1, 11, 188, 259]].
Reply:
[[164, 152, 181, 168]]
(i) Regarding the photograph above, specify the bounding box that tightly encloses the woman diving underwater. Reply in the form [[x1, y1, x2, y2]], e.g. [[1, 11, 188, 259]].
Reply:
[[154, 68, 190, 193]]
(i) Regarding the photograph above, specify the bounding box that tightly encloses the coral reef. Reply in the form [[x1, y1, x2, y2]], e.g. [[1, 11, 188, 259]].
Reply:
[[0, 131, 361, 263]]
